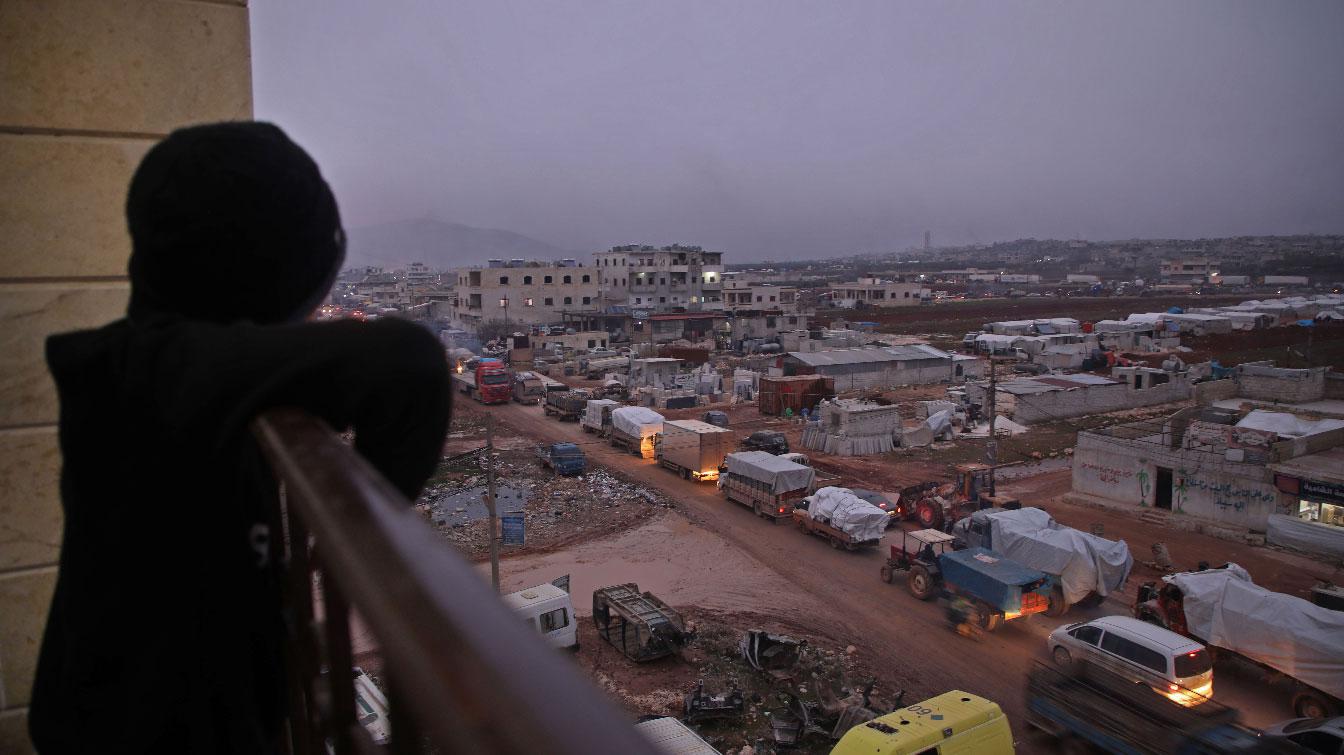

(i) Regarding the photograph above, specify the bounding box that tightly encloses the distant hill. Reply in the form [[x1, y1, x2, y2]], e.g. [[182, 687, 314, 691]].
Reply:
[[345, 217, 578, 269]]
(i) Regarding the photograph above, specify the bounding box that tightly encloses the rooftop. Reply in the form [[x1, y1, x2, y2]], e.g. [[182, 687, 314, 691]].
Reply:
[[786, 344, 951, 367]]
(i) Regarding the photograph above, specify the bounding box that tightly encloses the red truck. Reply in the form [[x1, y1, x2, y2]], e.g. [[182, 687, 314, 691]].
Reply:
[[452, 358, 512, 404]]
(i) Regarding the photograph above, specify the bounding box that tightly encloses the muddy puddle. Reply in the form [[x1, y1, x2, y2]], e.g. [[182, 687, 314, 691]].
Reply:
[[429, 484, 526, 527]]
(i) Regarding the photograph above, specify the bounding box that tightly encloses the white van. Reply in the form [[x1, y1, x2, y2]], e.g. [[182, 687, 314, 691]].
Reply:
[[1048, 615, 1213, 705], [503, 581, 578, 650], [352, 667, 390, 744]]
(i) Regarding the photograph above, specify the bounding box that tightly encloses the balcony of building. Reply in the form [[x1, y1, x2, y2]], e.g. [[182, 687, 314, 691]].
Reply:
[[250, 408, 659, 755]]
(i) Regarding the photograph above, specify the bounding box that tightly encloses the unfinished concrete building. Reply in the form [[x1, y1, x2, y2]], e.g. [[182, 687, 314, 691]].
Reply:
[[782, 345, 979, 390], [966, 367, 1193, 425], [801, 399, 903, 455]]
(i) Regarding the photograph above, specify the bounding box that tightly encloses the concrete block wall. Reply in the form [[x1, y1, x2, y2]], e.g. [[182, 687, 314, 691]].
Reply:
[[818, 359, 954, 391], [1012, 378, 1192, 425], [1072, 432, 1283, 530], [1237, 366, 1327, 403], [1193, 378, 1239, 405], [0, 2, 252, 749]]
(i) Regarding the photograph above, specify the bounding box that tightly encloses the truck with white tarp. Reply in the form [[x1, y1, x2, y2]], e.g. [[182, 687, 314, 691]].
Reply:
[[609, 406, 664, 459], [1135, 564, 1344, 718], [580, 398, 619, 436], [953, 507, 1132, 616], [720, 451, 815, 521], [792, 486, 888, 550], [655, 420, 735, 481]]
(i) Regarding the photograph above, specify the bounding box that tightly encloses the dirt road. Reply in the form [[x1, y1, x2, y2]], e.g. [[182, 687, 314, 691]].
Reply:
[[466, 399, 1305, 746]]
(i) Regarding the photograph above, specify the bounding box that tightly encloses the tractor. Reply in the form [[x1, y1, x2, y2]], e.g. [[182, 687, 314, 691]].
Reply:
[[914, 463, 1020, 531]]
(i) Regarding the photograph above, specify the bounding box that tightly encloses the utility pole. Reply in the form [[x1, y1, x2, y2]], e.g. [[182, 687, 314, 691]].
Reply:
[[484, 415, 501, 593], [987, 357, 999, 498]]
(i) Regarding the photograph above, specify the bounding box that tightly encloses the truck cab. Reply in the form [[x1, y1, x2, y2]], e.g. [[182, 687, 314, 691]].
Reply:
[[503, 582, 577, 650]]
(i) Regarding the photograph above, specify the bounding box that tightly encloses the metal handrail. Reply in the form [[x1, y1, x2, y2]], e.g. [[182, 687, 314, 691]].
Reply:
[[252, 408, 660, 755]]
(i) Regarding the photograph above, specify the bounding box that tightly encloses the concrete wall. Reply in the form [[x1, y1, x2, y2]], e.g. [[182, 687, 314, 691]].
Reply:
[[1072, 432, 1284, 530], [812, 358, 956, 391], [1193, 378, 1239, 405], [1008, 377, 1192, 424], [1237, 365, 1327, 403], [0, 3, 252, 749]]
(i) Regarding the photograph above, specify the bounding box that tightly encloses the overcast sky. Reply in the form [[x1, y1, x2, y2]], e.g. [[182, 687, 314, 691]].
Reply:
[[251, 1, 1344, 261]]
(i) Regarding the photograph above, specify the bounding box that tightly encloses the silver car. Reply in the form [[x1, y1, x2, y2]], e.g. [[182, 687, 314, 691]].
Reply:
[[1048, 615, 1213, 706], [1261, 716, 1343, 754]]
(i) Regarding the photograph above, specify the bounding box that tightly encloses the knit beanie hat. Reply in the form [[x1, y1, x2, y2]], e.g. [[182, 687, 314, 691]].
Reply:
[[126, 122, 345, 324]]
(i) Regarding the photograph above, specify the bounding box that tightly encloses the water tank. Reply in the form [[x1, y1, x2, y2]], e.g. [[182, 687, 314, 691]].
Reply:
[[487, 259, 505, 268]]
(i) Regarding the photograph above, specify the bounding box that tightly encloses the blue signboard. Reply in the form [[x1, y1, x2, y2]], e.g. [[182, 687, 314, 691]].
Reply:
[[501, 513, 526, 546]]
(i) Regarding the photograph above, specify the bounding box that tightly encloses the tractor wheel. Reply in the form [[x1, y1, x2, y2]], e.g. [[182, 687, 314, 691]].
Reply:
[[908, 566, 935, 600], [916, 499, 944, 531], [880, 565, 893, 584], [1292, 689, 1337, 719], [978, 606, 1003, 632], [1044, 585, 1068, 617]]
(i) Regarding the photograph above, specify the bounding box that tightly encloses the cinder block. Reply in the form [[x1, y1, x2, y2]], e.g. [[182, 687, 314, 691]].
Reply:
[[0, 133, 149, 279], [0, 0, 252, 135], [0, 567, 57, 708], [0, 427, 62, 571], [0, 709, 35, 755], [0, 283, 128, 427]]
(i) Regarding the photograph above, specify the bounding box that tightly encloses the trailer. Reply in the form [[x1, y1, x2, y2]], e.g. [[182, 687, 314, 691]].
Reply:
[[882, 530, 1052, 631], [580, 398, 619, 435], [1025, 661, 1290, 755], [609, 407, 663, 459], [511, 371, 545, 404], [592, 583, 687, 662], [791, 487, 888, 550], [720, 451, 815, 521], [1134, 565, 1344, 718], [543, 390, 590, 421], [655, 420, 735, 481]]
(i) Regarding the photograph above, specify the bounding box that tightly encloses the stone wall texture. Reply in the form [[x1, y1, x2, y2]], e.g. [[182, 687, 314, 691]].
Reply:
[[0, 3, 251, 749]]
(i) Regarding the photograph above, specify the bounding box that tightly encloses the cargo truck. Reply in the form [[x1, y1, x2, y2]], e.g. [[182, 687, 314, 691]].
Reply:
[[580, 398, 619, 436], [543, 390, 590, 421], [451, 358, 512, 404], [535, 442, 587, 476], [511, 371, 545, 404], [720, 451, 815, 521], [792, 487, 888, 551], [654, 420, 735, 481], [609, 407, 663, 458]]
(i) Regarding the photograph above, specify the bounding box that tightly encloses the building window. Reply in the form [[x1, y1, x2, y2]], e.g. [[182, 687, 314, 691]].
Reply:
[[544, 297, 554, 306], [563, 275, 572, 284], [499, 276, 509, 285], [588, 339, 596, 348], [660, 297, 666, 303], [524, 298, 535, 307], [544, 275, 553, 284], [769, 296, 777, 302], [582, 274, 591, 283], [524, 275, 533, 285], [564, 296, 573, 305], [582, 296, 591, 305]]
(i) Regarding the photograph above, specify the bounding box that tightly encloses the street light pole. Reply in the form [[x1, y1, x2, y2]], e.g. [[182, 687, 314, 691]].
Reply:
[[484, 415, 501, 593]]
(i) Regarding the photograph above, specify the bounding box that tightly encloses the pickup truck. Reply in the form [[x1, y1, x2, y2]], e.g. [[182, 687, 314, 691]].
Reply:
[[535, 443, 586, 476], [739, 430, 789, 455]]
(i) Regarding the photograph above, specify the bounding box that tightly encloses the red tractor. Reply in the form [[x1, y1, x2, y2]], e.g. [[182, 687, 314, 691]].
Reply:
[[913, 463, 1020, 531]]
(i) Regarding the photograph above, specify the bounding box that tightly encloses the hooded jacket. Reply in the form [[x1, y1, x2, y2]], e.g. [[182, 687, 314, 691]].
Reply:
[[29, 123, 451, 754]]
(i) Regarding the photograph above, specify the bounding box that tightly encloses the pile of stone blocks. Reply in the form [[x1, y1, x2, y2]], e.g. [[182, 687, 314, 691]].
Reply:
[[801, 399, 902, 456]]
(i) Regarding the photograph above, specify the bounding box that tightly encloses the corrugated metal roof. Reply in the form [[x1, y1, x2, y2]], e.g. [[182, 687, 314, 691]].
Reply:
[[786, 344, 949, 367]]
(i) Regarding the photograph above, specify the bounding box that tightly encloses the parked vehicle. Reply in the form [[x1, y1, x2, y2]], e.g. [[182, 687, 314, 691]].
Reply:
[[830, 690, 1015, 755], [792, 487, 888, 551], [634, 716, 721, 755], [739, 430, 789, 455], [543, 390, 590, 421], [953, 506, 1132, 616], [702, 410, 730, 428], [352, 667, 390, 745], [1048, 616, 1212, 706], [1025, 660, 1291, 755], [655, 420, 735, 481], [881, 529, 1052, 632], [609, 406, 664, 458], [1260, 716, 1344, 753], [580, 398, 619, 435], [511, 371, 545, 404], [592, 583, 687, 662], [1134, 565, 1344, 718], [534, 442, 587, 476], [451, 358, 512, 404], [913, 463, 1020, 530], [503, 580, 578, 650], [720, 451, 815, 521], [851, 485, 937, 529]]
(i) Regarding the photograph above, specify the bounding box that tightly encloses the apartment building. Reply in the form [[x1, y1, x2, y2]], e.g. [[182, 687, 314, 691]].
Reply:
[[594, 244, 725, 312], [1160, 257, 1219, 284], [827, 278, 930, 308], [450, 262, 600, 332], [723, 281, 797, 312]]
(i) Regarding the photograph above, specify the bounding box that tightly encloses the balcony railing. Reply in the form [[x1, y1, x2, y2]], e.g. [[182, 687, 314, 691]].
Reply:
[[252, 408, 659, 755]]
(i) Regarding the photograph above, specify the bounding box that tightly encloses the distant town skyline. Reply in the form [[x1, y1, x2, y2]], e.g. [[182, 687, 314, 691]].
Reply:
[[253, 1, 1344, 262]]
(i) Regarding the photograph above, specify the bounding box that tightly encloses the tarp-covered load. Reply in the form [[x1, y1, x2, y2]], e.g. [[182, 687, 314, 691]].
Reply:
[[1168, 566, 1344, 700], [957, 507, 1132, 605], [724, 451, 815, 494], [802, 486, 888, 542], [611, 406, 664, 439]]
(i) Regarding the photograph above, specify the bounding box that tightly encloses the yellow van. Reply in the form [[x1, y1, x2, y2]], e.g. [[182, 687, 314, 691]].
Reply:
[[830, 690, 1014, 755]]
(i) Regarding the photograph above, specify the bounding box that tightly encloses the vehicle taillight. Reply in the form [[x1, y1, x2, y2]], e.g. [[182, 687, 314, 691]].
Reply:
[[1168, 684, 1179, 691], [778, 507, 786, 514]]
